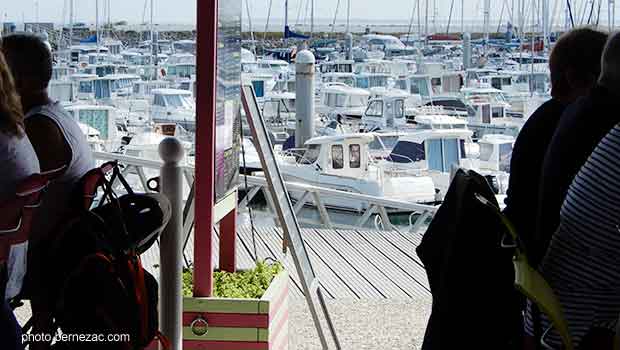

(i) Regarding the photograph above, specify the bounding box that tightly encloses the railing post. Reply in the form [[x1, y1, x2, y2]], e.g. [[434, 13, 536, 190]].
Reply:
[[219, 205, 237, 273], [158, 137, 185, 350]]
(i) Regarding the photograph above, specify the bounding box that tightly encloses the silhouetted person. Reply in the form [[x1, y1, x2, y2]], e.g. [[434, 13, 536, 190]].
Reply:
[[534, 29, 620, 267], [525, 31, 620, 350], [1, 34, 93, 350], [503, 28, 608, 263]]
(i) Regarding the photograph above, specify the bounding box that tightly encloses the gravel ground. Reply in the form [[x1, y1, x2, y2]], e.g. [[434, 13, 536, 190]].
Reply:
[[289, 297, 432, 350]]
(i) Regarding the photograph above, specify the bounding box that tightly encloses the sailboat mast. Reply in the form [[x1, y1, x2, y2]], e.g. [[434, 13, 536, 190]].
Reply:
[[96, 0, 100, 51], [610, 0, 616, 31], [285, 0, 289, 31], [311, 0, 315, 38], [483, 0, 490, 52], [346, 0, 351, 34], [542, 0, 549, 50], [461, 0, 465, 33], [69, 0, 73, 49], [425, 0, 429, 40]]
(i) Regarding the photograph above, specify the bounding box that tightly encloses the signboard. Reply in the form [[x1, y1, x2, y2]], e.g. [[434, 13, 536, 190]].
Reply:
[[241, 84, 342, 349], [214, 0, 242, 203]]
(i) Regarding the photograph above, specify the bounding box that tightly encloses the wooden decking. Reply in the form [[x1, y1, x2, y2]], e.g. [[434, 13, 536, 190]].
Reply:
[[142, 225, 431, 299]]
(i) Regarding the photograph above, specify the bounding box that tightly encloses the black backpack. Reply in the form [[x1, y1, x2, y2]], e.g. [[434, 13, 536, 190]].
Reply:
[[44, 164, 171, 350]]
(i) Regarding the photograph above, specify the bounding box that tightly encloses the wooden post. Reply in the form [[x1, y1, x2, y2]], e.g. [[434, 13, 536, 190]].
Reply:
[[194, 0, 218, 297], [219, 207, 237, 272]]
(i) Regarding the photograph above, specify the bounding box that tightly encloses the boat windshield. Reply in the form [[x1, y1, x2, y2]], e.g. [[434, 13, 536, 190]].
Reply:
[[164, 94, 194, 108], [389, 141, 425, 163], [499, 143, 512, 172], [300, 144, 321, 164], [410, 77, 431, 98]]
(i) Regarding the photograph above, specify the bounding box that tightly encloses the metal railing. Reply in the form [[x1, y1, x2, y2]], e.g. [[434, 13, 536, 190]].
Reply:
[[93, 150, 437, 237]]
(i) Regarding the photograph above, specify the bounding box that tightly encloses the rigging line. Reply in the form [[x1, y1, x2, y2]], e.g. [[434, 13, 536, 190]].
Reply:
[[447, 0, 455, 34], [303, 0, 311, 31], [331, 0, 342, 33], [587, 0, 596, 23], [238, 119, 259, 263], [567, 0, 575, 27], [142, 0, 148, 25], [595, 0, 603, 26], [549, 0, 561, 34], [407, 0, 417, 41], [264, 0, 274, 41], [503, 0, 515, 26], [497, 0, 506, 33], [295, 0, 304, 26]]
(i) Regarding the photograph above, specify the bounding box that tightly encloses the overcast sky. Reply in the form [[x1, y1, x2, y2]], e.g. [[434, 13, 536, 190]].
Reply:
[[1, 0, 616, 26]]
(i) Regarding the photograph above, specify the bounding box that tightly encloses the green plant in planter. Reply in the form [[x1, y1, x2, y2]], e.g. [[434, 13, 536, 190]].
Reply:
[[183, 261, 283, 299]]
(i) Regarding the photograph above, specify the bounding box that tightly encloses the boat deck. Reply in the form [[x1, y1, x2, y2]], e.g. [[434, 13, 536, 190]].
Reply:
[[142, 225, 431, 299]]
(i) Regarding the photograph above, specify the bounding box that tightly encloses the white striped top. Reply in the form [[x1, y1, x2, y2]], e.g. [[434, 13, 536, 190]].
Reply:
[[525, 124, 620, 348]]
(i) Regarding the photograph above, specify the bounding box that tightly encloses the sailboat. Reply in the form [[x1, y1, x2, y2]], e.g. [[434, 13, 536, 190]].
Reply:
[[284, 0, 310, 40]]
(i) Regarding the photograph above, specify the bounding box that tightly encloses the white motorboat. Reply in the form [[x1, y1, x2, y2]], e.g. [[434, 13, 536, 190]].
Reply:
[[277, 133, 437, 211]]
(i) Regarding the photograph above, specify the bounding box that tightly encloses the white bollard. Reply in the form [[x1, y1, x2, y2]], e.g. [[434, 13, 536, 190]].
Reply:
[[158, 137, 185, 350], [295, 49, 316, 148]]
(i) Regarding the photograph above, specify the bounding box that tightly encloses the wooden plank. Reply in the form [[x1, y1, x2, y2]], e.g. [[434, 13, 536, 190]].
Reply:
[[236, 226, 305, 299], [183, 313, 268, 328], [184, 297, 261, 314], [377, 229, 426, 269], [315, 229, 412, 299], [304, 229, 385, 299], [355, 230, 430, 294], [332, 229, 428, 298], [268, 226, 359, 299], [183, 326, 267, 342], [299, 228, 383, 298], [183, 340, 268, 350]]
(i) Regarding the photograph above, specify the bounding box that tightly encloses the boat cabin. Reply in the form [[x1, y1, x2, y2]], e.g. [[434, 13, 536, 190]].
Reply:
[[386, 129, 473, 173], [394, 75, 433, 100], [65, 105, 118, 142], [477, 134, 514, 172], [319, 60, 354, 74], [362, 93, 416, 130], [49, 81, 76, 103], [294, 134, 374, 177], [319, 83, 370, 114]]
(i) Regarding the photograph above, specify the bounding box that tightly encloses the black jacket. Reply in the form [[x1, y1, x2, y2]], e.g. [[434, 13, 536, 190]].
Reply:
[[417, 169, 522, 350], [535, 85, 620, 265], [503, 99, 566, 255]]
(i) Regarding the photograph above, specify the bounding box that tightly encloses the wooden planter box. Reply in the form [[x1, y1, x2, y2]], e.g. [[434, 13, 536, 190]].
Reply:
[[182, 270, 289, 350]]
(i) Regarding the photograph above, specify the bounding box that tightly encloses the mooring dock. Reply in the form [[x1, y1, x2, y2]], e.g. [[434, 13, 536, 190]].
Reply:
[[141, 225, 431, 300]]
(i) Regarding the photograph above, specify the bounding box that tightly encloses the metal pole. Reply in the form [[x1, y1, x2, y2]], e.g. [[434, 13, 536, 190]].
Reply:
[[159, 137, 185, 350], [346, 0, 351, 33], [219, 207, 237, 272], [425, 0, 429, 41], [484, 0, 490, 53], [69, 0, 73, 49], [311, 0, 315, 38], [462, 0, 465, 34], [194, 0, 218, 298], [611, 0, 615, 31], [96, 0, 100, 52]]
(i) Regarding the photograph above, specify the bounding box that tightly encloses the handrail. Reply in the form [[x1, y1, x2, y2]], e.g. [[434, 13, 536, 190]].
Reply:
[[92, 151, 437, 234]]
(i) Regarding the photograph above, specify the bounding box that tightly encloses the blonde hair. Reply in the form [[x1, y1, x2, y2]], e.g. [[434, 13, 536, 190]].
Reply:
[[0, 52, 24, 137]]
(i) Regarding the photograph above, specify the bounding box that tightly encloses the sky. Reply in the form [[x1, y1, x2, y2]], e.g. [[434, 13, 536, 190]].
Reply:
[[0, 0, 616, 27]]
